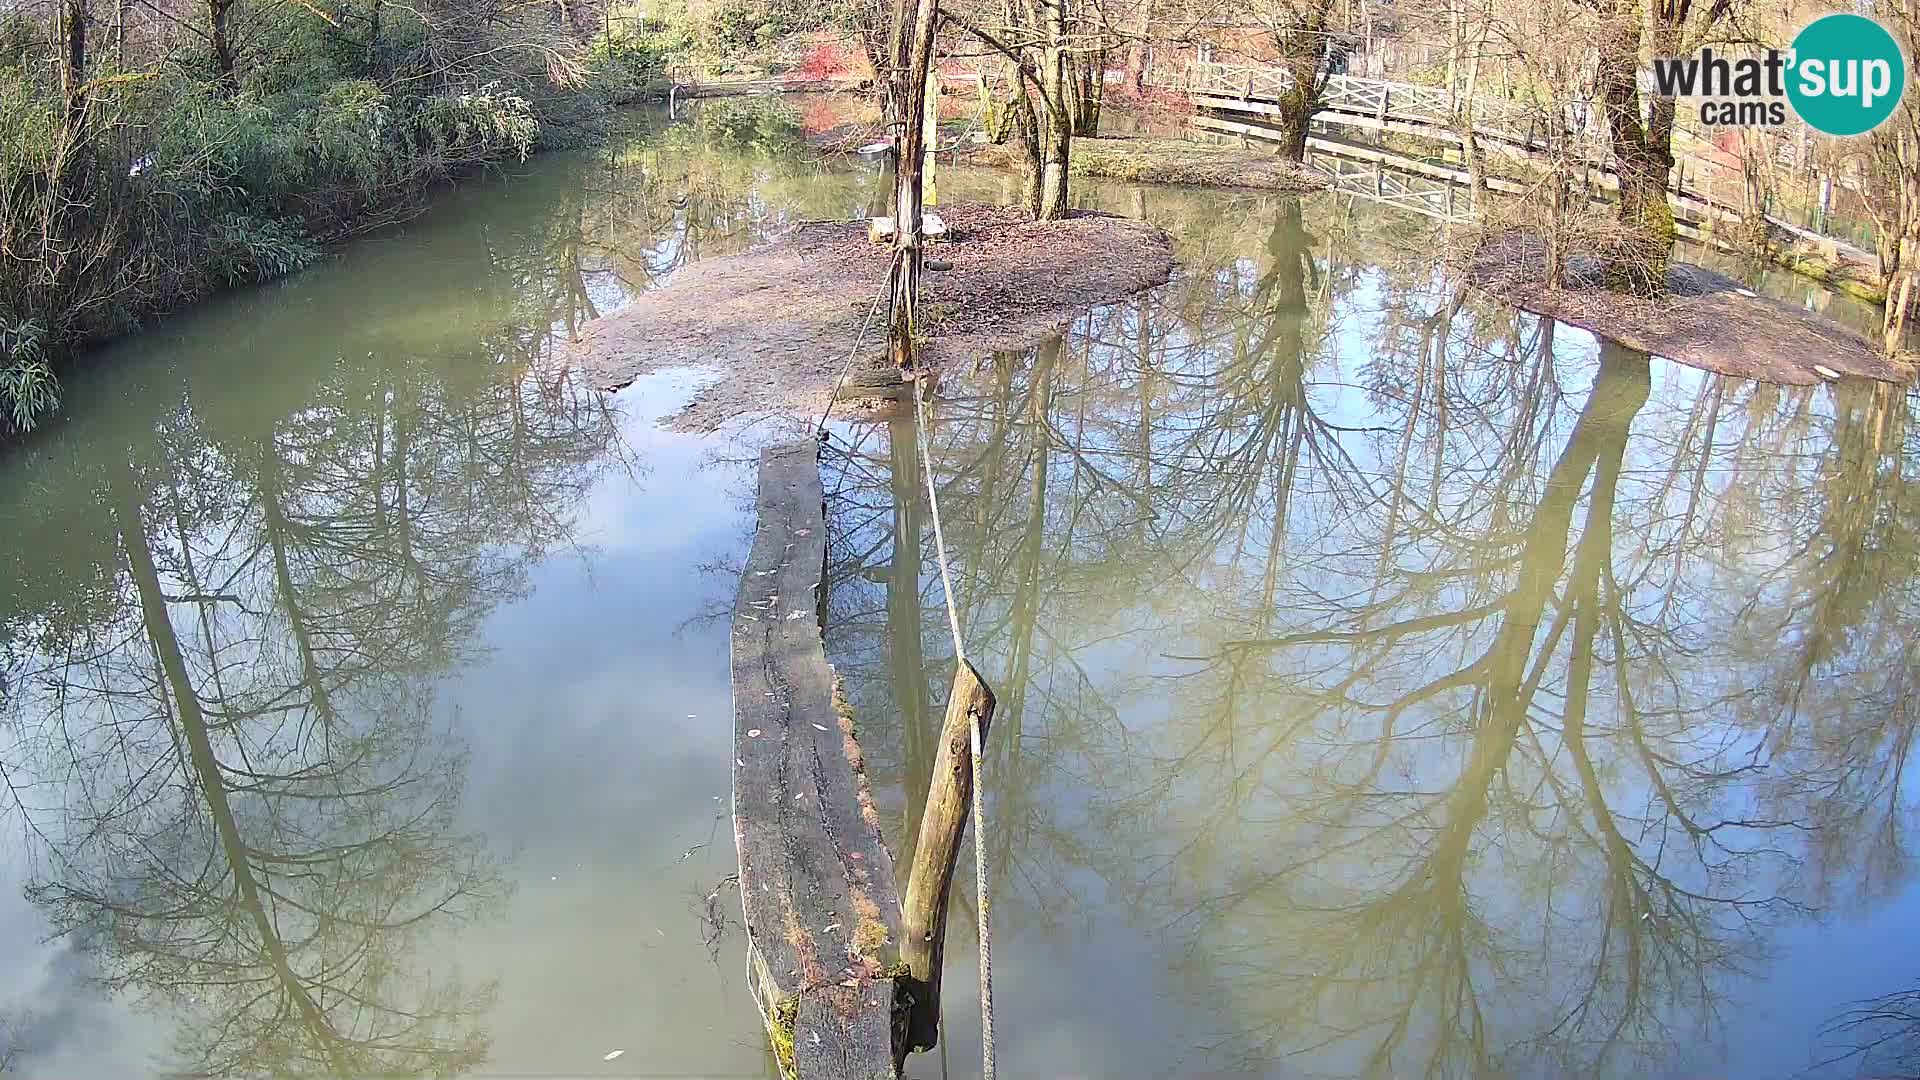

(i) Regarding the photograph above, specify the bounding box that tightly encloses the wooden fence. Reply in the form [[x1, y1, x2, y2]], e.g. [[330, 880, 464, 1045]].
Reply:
[[1185, 60, 1611, 162]]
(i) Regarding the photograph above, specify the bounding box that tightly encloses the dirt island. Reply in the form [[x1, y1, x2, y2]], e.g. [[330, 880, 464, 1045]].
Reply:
[[1468, 230, 1912, 386], [565, 203, 1176, 430]]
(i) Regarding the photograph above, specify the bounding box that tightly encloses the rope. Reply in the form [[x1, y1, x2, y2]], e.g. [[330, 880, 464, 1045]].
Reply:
[[910, 372, 994, 1080], [814, 286, 890, 436], [911, 375, 966, 664]]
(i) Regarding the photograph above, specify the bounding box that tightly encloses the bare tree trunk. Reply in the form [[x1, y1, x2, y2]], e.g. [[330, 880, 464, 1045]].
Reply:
[[1593, 6, 1674, 295], [887, 0, 939, 366], [887, 0, 914, 119], [62, 0, 89, 132], [1884, 166, 1920, 353], [1068, 47, 1105, 133], [210, 0, 237, 89], [1456, 19, 1487, 212], [1735, 129, 1777, 253], [1125, 0, 1151, 92], [1034, 0, 1071, 218], [1010, 65, 1042, 214], [1270, 0, 1334, 162]]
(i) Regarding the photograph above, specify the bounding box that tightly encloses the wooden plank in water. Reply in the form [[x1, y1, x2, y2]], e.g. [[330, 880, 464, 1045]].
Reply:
[[731, 440, 904, 1080]]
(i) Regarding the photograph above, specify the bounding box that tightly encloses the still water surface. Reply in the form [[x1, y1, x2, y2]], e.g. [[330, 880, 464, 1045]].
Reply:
[[0, 100, 1914, 1079]]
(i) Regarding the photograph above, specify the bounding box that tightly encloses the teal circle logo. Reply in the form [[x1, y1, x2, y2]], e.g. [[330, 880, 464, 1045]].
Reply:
[[1787, 14, 1906, 136]]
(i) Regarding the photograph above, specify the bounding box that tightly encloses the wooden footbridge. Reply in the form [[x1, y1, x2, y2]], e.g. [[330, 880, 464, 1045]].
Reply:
[[1186, 59, 1611, 163], [1287, 135, 1747, 251], [1179, 59, 1875, 267]]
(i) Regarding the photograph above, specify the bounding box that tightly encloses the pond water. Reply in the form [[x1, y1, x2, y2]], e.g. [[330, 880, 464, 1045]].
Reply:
[[0, 98, 1913, 1080], [831, 162, 1920, 1077]]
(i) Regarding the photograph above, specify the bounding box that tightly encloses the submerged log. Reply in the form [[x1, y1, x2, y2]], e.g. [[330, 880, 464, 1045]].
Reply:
[[731, 441, 905, 1079], [844, 365, 908, 401]]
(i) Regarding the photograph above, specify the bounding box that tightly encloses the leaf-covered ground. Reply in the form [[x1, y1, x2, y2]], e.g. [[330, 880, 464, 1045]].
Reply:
[[1469, 230, 1912, 386], [565, 204, 1176, 429]]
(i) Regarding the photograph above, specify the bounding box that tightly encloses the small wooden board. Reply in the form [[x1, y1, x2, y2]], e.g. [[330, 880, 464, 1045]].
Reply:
[[732, 441, 904, 1079]]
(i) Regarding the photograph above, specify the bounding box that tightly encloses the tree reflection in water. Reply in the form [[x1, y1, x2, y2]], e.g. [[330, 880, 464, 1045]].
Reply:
[[826, 191, 1920, 1078], [0, 169, 629, 1077]]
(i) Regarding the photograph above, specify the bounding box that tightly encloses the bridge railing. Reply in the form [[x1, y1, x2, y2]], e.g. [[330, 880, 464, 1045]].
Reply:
[[1188, 60, 1610, 161], [1187, 58, 1295, 100], [1323, 74, 1450, 125], [1187, 59, 1874, 260]]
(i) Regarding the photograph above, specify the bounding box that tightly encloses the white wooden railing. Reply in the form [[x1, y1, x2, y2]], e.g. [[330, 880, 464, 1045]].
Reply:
[[1184, 60, 1609, 162]]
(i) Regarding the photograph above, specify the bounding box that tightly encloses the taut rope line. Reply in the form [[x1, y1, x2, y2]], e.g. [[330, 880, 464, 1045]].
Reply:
[[910, 371, 995, 1080]]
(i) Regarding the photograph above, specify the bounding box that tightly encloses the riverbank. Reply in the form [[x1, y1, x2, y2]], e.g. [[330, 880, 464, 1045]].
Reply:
[[566, 203, 1176, 429], [0, 0, 653, 438], [1468, 230, 1911, 385], [964, 135, 1329, 192]]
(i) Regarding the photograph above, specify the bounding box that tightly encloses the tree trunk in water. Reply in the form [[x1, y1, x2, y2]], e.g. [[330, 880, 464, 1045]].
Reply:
[[899, 662, 995, 1052], [114, 472, 354, 1073], [1594, 10, 1674, 295], [888, 0, 938, 366], [888, 410, 933, 839]]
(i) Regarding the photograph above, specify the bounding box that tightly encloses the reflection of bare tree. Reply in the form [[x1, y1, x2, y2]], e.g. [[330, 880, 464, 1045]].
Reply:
[[1817, 985, 1920, 1078], [581, 103, 884, 294], [21, 456, 500, 1076], [818, 179, 1920, 1079], [0, 314, 620, 1077]]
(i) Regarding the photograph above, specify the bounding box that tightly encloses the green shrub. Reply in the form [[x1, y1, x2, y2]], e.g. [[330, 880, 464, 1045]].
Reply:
[[0, 0, 610, 437], [210, 214, 320, 284], [310, 79, 395, 189], [411, 85, 539, 165], [0, 320, 55, 433], [0, 13, 44, 68], [705, 0, 770, 52], [590, 2, 695, 84]]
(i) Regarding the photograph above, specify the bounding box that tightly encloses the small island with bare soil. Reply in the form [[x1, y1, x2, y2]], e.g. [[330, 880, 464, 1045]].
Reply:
[[565, 203, 1175, 429], [1467, 230, 1914, 386]]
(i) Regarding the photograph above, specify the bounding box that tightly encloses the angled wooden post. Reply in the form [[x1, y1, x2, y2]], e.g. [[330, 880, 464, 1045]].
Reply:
[[899, 659, 996, 1053]]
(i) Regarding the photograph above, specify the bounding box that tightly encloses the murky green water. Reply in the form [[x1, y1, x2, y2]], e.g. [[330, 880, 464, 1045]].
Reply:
[[827, 190, 1920, 1078], [2, 98, 1914, 1079], [0, 102, 882, 1079]]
